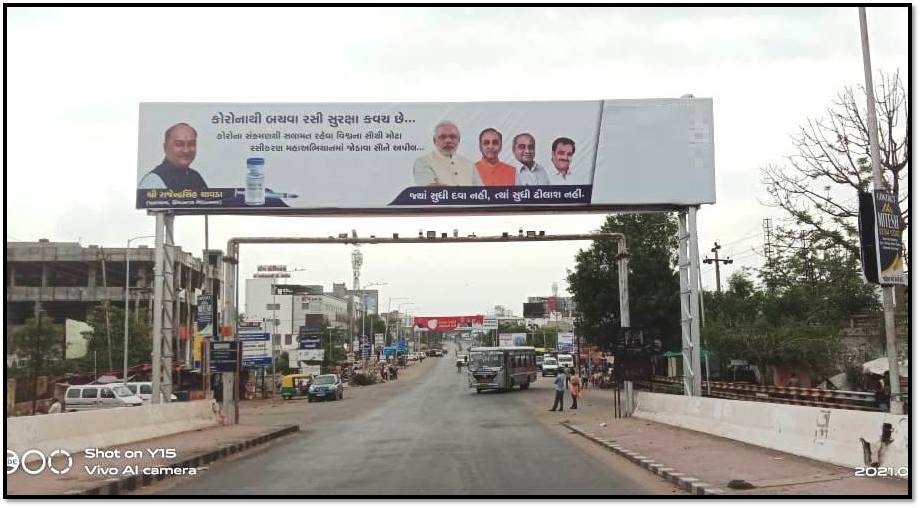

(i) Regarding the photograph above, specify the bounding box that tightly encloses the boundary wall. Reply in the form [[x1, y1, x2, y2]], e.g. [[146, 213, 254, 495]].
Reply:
[[633, 392, 907, 469], [7, 400, 221, 455]]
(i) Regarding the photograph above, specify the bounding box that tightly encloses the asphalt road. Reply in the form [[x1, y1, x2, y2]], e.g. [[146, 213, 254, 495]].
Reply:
[[159, 344, 671, 495]]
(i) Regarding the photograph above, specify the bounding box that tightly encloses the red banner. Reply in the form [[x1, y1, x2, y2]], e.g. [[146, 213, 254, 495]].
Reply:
[[413, 315, 484, 333]]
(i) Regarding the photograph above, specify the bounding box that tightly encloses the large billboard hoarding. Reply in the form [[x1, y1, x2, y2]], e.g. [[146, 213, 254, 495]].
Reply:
[[137, 99, 714, 214], [499, 333, 528, 347], [413, 315, 484, 333]]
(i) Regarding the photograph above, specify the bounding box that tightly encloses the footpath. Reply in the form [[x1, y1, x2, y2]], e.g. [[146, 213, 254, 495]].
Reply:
[[6, 358, 439, 497], [519, 377, 909, 496]]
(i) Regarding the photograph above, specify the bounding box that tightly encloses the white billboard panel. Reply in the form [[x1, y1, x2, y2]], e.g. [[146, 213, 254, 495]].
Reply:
[[557, 332, 575, 352], [289, 349, 325, 368], [137, 99, 714, 214]]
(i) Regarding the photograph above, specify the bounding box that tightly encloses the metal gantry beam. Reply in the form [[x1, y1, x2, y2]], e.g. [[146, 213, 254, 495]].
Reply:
[[223, 233, 623, 246]]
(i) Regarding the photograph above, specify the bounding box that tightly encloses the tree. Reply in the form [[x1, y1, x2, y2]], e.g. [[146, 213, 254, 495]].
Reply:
[[8, 315, 65, 380], [566, 213, 680, 350], [761, 71, 908, 262], [76, 304, 152, 374], [703, 242, 880, 377]]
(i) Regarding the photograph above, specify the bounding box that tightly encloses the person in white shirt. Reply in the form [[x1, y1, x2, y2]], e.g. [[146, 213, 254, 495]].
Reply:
[[47, 398, 62, 414], [413, 121, 481, 186], [512, 133, 550, 186], [547, 137, 589, 185]]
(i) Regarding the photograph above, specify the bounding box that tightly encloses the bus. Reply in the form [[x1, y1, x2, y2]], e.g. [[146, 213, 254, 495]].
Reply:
[[467, 346, 538, 393]]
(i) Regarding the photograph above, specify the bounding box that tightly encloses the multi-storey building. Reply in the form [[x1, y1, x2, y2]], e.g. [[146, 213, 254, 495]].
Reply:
[[5, 239, 221, 367], [244, 279, 361, 352]]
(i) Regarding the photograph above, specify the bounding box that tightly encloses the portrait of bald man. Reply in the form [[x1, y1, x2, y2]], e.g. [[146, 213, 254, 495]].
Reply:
[[139, 122, 209, 190]]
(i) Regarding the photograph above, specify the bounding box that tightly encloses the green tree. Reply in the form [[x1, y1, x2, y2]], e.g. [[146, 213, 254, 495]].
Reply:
[[703, 243, 879, 377], [76, 304, 152, 374], [567, 213, 680, 350], [8, 315, 65, 380]]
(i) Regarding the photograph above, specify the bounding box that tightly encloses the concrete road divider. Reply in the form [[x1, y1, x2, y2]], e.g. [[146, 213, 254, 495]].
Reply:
[[633, 391, 907, 470], [7, 400, 221, 455]]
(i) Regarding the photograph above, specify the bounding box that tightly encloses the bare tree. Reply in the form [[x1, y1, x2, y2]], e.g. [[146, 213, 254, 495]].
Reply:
[[762, 71, 908, 262]]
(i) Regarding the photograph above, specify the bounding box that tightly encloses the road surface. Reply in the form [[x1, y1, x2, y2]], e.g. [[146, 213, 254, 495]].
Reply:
[[156, 345, 677, 495]]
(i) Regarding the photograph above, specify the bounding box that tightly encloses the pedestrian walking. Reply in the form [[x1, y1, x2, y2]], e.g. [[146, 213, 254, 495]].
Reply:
[[549, 368, 567, 411], [568, 368, 582, 409]]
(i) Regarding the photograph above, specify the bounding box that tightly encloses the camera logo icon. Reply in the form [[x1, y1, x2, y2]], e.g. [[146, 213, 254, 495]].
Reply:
[[6, 450, 20, 475], [6, 449, 72, 475]]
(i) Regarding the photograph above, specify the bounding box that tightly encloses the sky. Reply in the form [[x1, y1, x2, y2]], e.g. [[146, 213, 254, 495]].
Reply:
[[5, 5, 909, 318]]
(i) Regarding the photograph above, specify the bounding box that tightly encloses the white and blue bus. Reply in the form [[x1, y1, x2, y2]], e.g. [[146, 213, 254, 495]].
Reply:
[[467, 346, 538, 393]]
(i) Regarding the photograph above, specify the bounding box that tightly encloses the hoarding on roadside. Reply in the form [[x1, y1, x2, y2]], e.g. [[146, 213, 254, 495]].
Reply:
[[858, 189, 906, 286], [136, 99, 714, 214], [414, 315, 485, 333], [557, 333, 574, 352]]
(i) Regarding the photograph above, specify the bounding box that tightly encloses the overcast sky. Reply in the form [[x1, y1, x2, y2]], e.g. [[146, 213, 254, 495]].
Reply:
[[6, 6, 909, 318]]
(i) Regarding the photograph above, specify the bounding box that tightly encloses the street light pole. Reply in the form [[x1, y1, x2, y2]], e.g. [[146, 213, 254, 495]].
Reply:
[[396, 302, 415, 348], [124, 235, 154, 383], [359, 283, 387, 356], [859, 7, 903, 414], [385, 297, 409, 347]]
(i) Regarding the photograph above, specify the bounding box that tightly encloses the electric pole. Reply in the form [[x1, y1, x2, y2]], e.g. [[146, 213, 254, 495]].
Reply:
[[702, 241, 733, 293]]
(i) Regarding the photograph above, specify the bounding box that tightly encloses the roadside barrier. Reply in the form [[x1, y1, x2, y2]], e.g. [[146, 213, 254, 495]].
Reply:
[[643, 376, 882, 412], [633, 391, 908, 470], [7, 400, 221, 455]]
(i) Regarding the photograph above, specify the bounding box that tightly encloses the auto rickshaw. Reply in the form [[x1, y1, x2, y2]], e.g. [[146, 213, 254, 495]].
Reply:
[[280, 374, 314, 400]]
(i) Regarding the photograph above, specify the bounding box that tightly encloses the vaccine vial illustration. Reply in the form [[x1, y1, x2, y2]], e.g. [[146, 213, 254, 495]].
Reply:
[[245, 157, 265, 206]]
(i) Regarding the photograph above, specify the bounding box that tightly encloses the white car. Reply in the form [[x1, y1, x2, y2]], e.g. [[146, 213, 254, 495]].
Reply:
[[541, 357, 560, 377], [64, 384, 144, 411], [123, 382, 179, 403]]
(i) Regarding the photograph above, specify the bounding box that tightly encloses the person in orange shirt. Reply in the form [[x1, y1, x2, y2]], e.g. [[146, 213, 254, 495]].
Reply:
[[475, 128, 516, 186]]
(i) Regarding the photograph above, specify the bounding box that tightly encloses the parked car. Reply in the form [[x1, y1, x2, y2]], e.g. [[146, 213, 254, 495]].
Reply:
[[64, 384, 144, 411], [308, 374, 343, 402], [123, 382, 178, 403], [455, 355, 469, 367]]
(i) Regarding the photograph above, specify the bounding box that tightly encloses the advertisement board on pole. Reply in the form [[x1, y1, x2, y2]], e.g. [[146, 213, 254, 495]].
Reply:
[[557, 332, 575, 352], [196, 293, 213, 329], [209, 342, 239, 373], [498, 333, 514, 347], [137, 99, 714, 214], [858, 189, 906, 286]]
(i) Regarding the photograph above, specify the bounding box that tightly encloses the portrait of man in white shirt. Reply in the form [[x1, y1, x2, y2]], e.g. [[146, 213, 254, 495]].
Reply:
[[413, 121, 481, 186], [547, 136, 589, 185]]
